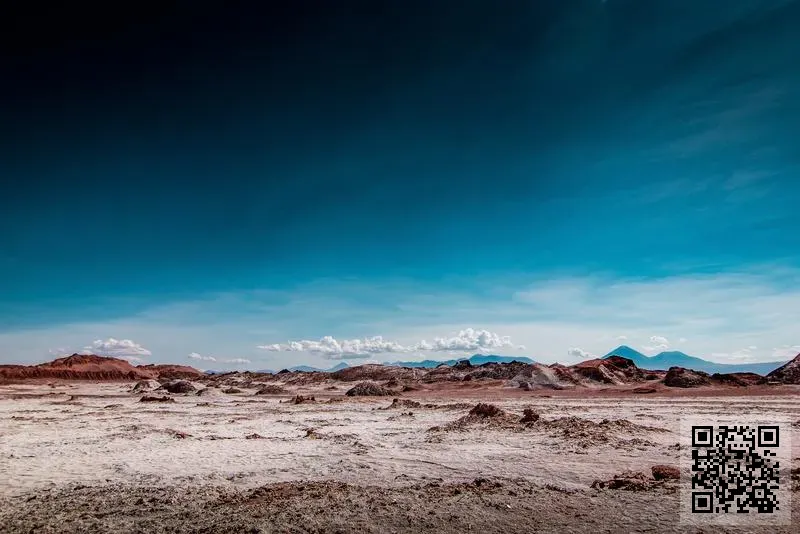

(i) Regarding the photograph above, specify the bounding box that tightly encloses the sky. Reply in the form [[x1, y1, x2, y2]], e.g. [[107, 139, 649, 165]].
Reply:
[[1, 1, 799, 369]]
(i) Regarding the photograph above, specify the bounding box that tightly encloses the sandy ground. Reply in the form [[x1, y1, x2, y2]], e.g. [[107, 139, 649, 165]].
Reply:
[[1, 381, 798, 533]]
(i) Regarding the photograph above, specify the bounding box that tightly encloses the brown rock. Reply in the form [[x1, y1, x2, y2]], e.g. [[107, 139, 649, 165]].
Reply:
[[140, 395, 174, 403], [663, 367, 710, 388], [160, 379, 196, 394], [345, 381, 396, 396], [651, 465, 680, 481]]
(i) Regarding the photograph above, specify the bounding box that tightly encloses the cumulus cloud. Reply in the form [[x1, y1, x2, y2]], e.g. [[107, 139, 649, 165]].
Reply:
[[258, 328, 517, 360], [423, 328, 515, 353], [771, 345, 800, 360], [641, 335, 670, 354], [567, 347, 595, 360], [222, 358, 251, 364], [188, 352, 217, 362], [82, 338, 152, 358], [615, 335, 628, 341], [259, 335, 409, 360]]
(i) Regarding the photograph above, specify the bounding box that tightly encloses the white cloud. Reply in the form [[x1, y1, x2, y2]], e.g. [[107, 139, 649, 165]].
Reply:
[[678, 338, 688, 344], [259, 335, 411, 360], [771, 345, 800, 360], [258, 328, 517, 360], [567, 347, 595, 360], [4, 265, 800, 368], [221, 358, 251, 364], [641, 335, 671, 354], [615, 335, 628, 341], [82, 338, 152, 358], [188, 352, 216, 362], [422, 328, 515, 353]]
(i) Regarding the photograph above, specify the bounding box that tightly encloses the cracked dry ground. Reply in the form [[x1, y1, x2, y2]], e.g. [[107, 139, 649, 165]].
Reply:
[[1, 382, 798, 533]]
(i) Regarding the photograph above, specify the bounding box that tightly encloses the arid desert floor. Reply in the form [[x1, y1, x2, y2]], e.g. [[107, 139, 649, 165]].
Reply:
[[1, 381, 798, 533]]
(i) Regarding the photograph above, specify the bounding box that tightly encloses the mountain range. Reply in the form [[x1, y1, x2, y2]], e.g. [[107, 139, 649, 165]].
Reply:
[[204, 347, 790, 376], [602, 345, 788, 375], [386, 354, 535, 368]]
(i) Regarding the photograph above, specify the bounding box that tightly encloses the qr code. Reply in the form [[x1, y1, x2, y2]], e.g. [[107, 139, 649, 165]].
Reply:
[[680, 418, 791, 526], [690, 425, 780, 513]]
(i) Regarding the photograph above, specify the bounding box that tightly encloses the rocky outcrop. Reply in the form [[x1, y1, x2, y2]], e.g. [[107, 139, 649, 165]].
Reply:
[[651, 465, 680, 481], [137, 364, 204, 380], [345, 381, 396, 396], [765, 354, 800, 384], [663, 367, 710, 388], [571, 357, 646, 385], [159, 379, 196, 394]]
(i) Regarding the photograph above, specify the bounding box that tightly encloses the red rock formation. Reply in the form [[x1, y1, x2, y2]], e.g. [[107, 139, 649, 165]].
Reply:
[[0, 354, 155, 381], [0, 355, 203, 382]]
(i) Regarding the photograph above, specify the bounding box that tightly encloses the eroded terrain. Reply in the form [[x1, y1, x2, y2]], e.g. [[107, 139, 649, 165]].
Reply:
[[1, 380, 798, 533]]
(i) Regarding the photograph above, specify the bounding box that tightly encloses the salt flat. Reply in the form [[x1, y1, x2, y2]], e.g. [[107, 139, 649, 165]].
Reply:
[[1, 382, 798, 533]]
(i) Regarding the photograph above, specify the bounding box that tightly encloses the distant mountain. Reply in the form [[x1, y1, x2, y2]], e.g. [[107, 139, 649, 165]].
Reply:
[[388, 354, 535, 368], [603, 345, 788, 375], [289, 361, 351, 373]]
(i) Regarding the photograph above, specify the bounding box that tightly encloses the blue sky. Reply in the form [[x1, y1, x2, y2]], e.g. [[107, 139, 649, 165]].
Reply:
[[1, 1, 799, 368]]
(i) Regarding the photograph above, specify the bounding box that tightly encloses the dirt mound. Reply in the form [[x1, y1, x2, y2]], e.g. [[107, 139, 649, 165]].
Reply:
[[710, 372, 763, 387], [345, 381, 396, 396], [535, 416, 667, 448], [663, 367, 710, 388], [766, 353, 800, 384], [222, 387, 243, 394], [289, 395, 316, 404], [0, 354, 155, 381], [137, 364, 203, 380], [255, 385, 289, 395], [631, 386, 657, 394], [196, 387, 220, 397], [520, 408, 540, 424], [139, 395, 174, 403], [429, 403, 518, 432], [381, 398, 422, 410], [159, 379, 196, 394], [470, 403, 505, 417], [130, 379, 161, 393]]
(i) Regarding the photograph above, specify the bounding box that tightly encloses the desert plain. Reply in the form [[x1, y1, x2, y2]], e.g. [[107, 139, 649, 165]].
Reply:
[[1, 362, 799, 534]]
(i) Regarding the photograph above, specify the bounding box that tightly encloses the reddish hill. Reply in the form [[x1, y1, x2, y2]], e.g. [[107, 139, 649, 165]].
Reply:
[[0, 354, 156, 381], [137, 364, 204, 380], [765, 353, 800, 384]]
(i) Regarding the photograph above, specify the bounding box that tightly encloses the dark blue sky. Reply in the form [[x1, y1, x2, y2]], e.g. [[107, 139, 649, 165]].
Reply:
[[1, 1, 799, 366]]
